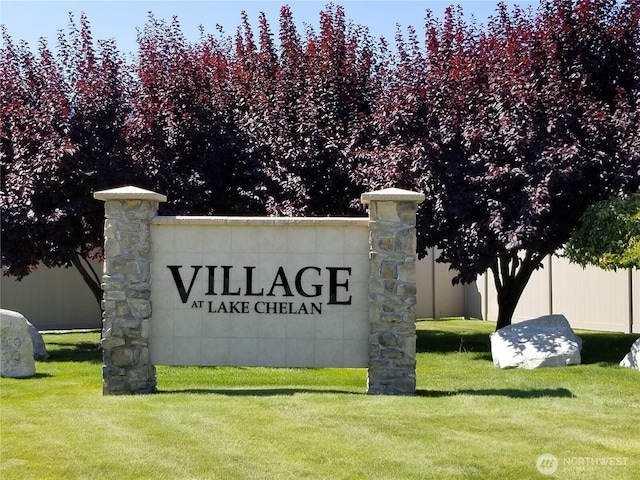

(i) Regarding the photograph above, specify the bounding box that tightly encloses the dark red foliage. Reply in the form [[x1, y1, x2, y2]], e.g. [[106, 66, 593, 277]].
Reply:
[[232, 4, 375, 215], [1, 14, 132, 304], [126, 14, 262, 216], [357, 0, 640, 328]]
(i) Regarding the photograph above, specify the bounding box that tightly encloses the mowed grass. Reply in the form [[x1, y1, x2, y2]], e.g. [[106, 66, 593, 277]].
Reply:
[[1, 319, 638, 480]]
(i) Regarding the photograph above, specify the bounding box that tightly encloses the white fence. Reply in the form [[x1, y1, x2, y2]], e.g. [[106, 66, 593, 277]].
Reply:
[[2, 252, 638, 333], [475, 255, 639, 333], [1, 260, 103, 330], [415, 250, 638, 334]]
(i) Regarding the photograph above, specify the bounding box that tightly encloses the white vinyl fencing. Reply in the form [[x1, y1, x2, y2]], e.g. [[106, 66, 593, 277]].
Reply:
[[415, 249, 638, 334]]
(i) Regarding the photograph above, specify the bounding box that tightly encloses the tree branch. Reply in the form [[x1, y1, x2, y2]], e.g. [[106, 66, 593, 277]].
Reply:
[[79, 251, 101, 287], [69, 251, 103, 308], [499, 254, 511, 289], [490, 258, 502, 292]]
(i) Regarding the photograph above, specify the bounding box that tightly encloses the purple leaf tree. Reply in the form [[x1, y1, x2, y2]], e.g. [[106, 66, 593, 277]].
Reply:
[[357, 0, 640, 329], [1, 15, 132, 306]]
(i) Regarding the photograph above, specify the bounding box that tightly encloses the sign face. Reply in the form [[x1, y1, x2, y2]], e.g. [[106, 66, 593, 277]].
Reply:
[[149, 218, 370, 368]]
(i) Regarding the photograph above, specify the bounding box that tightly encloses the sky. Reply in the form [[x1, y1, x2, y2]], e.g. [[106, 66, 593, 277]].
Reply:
[[1, 0, 540, 55]]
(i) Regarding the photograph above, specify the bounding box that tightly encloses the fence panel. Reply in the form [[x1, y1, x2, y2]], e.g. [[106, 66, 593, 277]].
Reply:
[[415, 250, 465, 320], [0, 261, 102, 330], [473, 255, 634, 333]]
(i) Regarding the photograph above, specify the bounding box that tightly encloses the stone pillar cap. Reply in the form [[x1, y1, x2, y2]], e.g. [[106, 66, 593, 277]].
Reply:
[[94, 186, 167, 203], [361, 187, 425, 204]]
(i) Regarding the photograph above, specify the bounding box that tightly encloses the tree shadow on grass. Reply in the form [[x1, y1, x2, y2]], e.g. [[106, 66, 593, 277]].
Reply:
[[417, 323, 639, 366], [416, 387, 575, 399], [577, 331, 640, 366], [2, 372, 54, 379], [416, 328, 491, 357], [44, 342, 102, 364]]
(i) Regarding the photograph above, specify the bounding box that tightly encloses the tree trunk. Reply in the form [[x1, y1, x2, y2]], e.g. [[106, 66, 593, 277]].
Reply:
[[69, 251, 103, 308], [495, 293, 519, 331], [491, 252, 545, 331]]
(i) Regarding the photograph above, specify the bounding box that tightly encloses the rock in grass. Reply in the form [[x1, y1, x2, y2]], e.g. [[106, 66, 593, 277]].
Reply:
[[0, 309, 49, 360], [620, 338, 640, 371], [490, 314, 582, 369], [0, 310, 36, 378], [26, 319, 49, 360]]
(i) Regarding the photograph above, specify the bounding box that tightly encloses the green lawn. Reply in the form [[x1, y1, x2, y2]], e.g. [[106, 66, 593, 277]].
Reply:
[[1, 319, 638, 480]]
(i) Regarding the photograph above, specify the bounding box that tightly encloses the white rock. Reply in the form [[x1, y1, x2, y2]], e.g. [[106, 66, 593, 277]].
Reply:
[[0, 310, 36, 378], [490, 314, 582, 369], [26, 319, 49, 360], [620, 338, 640, 371], [0, 309, 49, 360]]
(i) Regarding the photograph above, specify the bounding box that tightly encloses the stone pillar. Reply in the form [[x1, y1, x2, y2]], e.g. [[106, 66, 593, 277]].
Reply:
[[94, 186, 166, 395], [361, 187, 425, 395]]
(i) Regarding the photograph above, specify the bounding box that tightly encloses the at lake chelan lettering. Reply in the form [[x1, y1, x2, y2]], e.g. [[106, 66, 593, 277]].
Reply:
[[167, 265, 352, 315]]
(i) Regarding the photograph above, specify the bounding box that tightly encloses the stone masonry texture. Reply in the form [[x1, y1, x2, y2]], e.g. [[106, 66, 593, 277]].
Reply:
[[362, 188, 424, 395], [95, 187, 165, 395]]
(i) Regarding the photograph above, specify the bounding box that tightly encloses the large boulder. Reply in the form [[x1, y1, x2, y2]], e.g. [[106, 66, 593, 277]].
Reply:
[[0, 310, 36, 378], [490, 314, 582, 369], [620, 338, 640, 371], [26, 319, 49, 360], [0, 309, 48, 360]]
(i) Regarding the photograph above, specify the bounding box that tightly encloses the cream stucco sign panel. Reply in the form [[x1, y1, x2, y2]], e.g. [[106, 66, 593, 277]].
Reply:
[[149, 217, 370, 368]]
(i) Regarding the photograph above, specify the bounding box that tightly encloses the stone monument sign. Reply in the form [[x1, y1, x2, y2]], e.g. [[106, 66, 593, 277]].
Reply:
[[95, 186, 424, 395]]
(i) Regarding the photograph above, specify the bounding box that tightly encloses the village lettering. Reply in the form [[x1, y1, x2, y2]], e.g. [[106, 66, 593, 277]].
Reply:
[[167, 265, 352, 311]]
